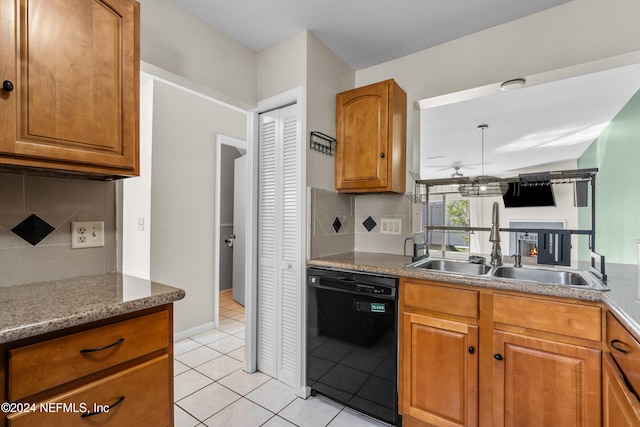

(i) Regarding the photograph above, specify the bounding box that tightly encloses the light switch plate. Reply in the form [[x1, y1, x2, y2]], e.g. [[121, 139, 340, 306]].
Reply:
[[71, 221, 105, 249], [380, 218, 402, 235]]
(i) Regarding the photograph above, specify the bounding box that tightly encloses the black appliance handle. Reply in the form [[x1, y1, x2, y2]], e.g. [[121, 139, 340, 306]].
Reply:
[[354, 300, 389, 314], [307, 276, 396, 300]]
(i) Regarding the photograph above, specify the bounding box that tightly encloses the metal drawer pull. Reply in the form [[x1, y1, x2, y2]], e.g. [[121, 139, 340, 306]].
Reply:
[[80, 338, 125, 353], [81, 396, 125, 418], [468, 346, 475, 355], [611, 339, 630, 354], [494, 353, 503, 361]]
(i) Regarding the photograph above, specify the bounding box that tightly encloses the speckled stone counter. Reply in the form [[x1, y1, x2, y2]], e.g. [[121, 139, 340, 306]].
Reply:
[[0, 273, 185, 344], [308, 251, 640, 340]]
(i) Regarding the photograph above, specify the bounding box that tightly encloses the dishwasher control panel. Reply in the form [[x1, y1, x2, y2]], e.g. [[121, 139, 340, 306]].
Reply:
[[356, 283, 393, 295]]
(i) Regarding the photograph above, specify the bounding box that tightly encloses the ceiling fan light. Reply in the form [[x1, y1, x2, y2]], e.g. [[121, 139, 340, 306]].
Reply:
[[458, 176, 509, 197], [450, 166, 463, 188], [458, 124, 508, 197]]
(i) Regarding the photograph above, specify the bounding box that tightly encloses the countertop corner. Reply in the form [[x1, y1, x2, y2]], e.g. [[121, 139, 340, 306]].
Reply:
[[0, 273, 185, 344]]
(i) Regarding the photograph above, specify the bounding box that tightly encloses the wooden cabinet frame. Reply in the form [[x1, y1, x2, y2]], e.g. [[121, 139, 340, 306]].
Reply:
[[400, 278, 605, 427], [0, 305, 173, 427], [335, 79, 406, 193], [0, 0, 140, 178]]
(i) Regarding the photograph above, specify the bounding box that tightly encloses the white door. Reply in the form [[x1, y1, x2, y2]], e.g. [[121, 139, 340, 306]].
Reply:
[[232, 155, 247, 306], [257, 103, 300, 387]]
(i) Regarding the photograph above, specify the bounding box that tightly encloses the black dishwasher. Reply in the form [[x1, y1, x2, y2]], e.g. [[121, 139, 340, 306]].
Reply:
[[307, 267, 399, 425]]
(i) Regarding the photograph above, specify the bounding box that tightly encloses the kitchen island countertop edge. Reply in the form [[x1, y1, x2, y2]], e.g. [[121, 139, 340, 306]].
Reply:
[[0, 272, 185, 344]]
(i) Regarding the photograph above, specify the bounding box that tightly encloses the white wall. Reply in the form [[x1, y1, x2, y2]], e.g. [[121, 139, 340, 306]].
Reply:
[[122, 78, 154, 279], [137, 0, 257, 106], [257, 32, 308, 102], [306, 33, 355, 191], [149, 80, 247, 335]]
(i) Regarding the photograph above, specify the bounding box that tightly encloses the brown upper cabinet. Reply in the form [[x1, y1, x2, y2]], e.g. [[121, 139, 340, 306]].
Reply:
[[0, 0, 140, 178], [335, 79, 406, 193]]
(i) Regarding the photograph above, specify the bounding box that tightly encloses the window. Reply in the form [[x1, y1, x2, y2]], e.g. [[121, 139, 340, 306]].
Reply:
[[424, 194, 470, 257]]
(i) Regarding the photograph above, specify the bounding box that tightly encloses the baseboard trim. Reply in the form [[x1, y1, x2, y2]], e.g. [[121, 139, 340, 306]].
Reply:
[[174, 321, 217, 342]]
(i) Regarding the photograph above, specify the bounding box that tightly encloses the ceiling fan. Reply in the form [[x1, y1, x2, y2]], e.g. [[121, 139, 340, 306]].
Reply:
[[432, 161, 485, 172]]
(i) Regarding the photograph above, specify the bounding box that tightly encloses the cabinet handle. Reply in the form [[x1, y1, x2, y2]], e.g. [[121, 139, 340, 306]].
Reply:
[[380, 152, 385, 158], [80, 337, 125, 353], [494, 353, 503, 361], [81, 396, 125, 418], [468, 346, 475, 355], [2, 80, 14, 92], [611, 339, 630, 354]]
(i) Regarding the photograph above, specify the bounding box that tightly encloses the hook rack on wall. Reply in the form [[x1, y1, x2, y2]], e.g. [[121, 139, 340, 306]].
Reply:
[[310, 131, 337, 156]]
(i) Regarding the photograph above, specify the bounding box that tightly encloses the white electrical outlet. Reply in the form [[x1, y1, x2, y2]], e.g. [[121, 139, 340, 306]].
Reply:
[[71, 221, 105, 249], [380, 218, 402, 235]]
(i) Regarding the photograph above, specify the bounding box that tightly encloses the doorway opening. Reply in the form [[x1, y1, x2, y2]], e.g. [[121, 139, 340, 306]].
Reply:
[[215, 134, 247, 344]]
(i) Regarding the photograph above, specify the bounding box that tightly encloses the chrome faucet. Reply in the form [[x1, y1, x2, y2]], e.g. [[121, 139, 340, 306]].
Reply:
[[489, 202, 503, 267], [512, 239, 523, 268], [404, 231, 429, 262]]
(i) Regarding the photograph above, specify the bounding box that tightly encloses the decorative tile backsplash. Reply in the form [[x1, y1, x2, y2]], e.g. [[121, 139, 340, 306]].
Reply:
[[332, 217, 342, 233], [0, 172, 117, 286], [362, 216, 377, 232], [310, 188, 415, 257], [310, 189, 355, 258], [11, 214, 55, 246]]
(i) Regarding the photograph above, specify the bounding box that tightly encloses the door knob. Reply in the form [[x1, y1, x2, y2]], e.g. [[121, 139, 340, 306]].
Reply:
[[2, 80, 14, 92], [380, 152, 385, 158], [224, 234, 236, 247], [494, 353, 503, 361]]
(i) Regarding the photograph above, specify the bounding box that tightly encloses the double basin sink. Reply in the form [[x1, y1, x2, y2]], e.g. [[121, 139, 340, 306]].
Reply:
[[407, 258, 606, 290]]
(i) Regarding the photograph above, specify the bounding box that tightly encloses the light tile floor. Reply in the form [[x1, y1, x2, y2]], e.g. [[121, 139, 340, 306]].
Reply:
[[174, 290, 389, 427]]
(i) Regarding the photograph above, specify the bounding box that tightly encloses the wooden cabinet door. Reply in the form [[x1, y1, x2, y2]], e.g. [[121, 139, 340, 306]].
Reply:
[[402, 313, 479, 427], [0, 0, 139, 177], [493, 331, 601, 427], [335, 79, 406, 193], [603, 353, 640, 427], [336, 80, 389, 191]]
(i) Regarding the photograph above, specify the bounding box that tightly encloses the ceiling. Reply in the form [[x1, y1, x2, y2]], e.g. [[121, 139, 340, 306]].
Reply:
[[169, 0, 640, 179], [171, 0, 570, 70], [420, 62, 640, 179]]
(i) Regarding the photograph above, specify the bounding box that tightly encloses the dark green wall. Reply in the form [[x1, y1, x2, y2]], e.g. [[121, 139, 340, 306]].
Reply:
[[578, 89, 640, 264]]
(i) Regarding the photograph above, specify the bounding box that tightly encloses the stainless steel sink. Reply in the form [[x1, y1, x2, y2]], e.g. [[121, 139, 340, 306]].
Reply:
[[409, 259, 491, 276], [406, 258, 607, 290], [492, 266, 595, 287]]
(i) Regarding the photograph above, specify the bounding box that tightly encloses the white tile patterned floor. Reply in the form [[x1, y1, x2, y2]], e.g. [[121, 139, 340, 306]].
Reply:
[[174, 289, 389, 427]]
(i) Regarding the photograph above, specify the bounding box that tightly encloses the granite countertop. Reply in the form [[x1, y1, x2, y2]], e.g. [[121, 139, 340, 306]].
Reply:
[[308, 252, 640, 340], [0, 273, 185, 344]]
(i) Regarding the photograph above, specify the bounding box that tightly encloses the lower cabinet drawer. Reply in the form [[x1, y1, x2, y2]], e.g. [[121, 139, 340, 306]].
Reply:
[[9, 310, 169, 401], [493, 293, 601, 341], [402, 280, 479, 319], [7, 355, 170, 427]]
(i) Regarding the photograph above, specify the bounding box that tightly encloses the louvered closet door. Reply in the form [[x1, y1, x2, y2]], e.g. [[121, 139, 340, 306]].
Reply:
[[257, 104, 299, 388]]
